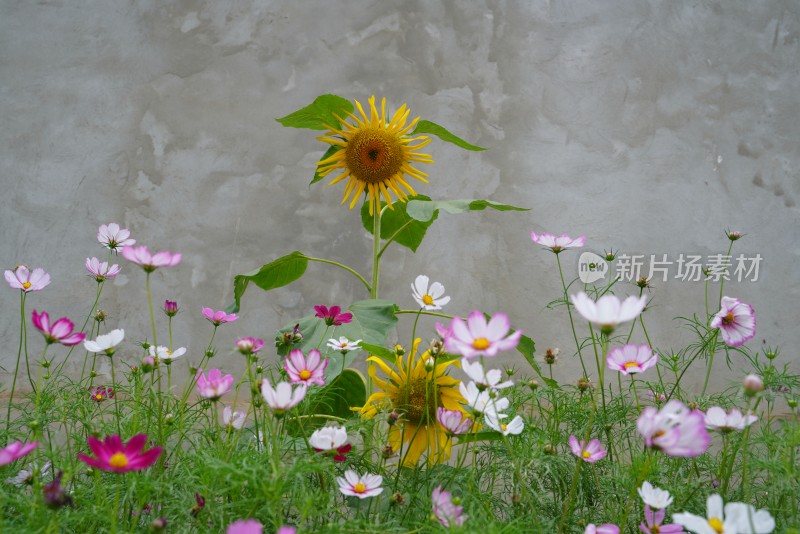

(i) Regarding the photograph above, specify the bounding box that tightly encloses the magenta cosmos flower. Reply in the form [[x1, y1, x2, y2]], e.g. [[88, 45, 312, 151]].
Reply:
[[196, 369, 234, 400], [226, 519, 263, 534], [314, 305, 352, 326], [121, 245, 181, 272], [432, 485, 468, 527], [584, 524, 619, 534], [606, 344, 658, 375], [640, 504, 685, 534], [78, 434, 162, 473], [260, 380, 306, 413], [85, 257, 121, 282], [710, 296, 755, 347], [637, 400, 710, 457], [444, 310, 522, 359], [4, 266, 50, 293], [704, 407, 758, 432], [97, 223, 135, 251], [90, 386, 114, 402], [202, 307, 238, 326], [530, 231, 586, 253], [336, 470, 383, 499], [569, 435, 607, 463], [284, 349, 327, 386], [0, 441, 38, 466], [31, 310, 86, 346]]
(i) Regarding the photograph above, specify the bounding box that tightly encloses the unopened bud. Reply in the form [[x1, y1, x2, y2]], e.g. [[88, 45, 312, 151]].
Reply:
[[164, 414, 174, 426], [424, 357, 435, 371], [29, 420, 40, 431], [688, 402, 699, 410], [42, 360, 51, 369], [90, 370, 98, 378], [636, 276, 652, 289], [604, 249, 617, 261], [543, 444, 556, 455], [394, 344, 405, 356], [577, 377, 593, 391], [382, 445, 395, 458], [544, 348, 559, 365], [255, 366, 263, 374], [527, 379, 539, 391], [205, 348, 216, 359], [387, 412, 400, 426], [726, 230, 742, 241], [743, 374, 764, 396], [390, 492, 405, 505], [505, 367, 515, 377], [94, 309, 107, 323], [150, 518, 167, 531], [765, 348, 779, 360], [788, 399, 798, 408]]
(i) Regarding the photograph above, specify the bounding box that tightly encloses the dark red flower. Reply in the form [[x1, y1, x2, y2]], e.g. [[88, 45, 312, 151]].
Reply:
[[314, 305, 352, 326]]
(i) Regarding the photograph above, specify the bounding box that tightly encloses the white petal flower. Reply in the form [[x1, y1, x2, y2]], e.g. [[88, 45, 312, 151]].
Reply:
[[571, 292, 647, 332], [84, 329, 125, 354], [461, 359, 513, 391], [326, 336, 361, 352], [261, 380, 306, 412], [411, 275, 451, 311], [336, 470, 383, 499], [148, 345, 187, 363], [485, 413, 524, 436], [458, 381, 509, 417], [222, 406, 246, 430], [673, 494, 744, 534], [637, 481, 673, 510], [705, 407, 758, 432], [309, 426, 348, 451]]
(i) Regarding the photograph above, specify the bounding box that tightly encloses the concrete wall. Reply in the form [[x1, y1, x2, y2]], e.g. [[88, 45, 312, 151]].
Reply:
[[2, 1, 798, 391]]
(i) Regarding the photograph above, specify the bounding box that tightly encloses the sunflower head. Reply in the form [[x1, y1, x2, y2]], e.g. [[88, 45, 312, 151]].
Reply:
[[360, 339, 466, 466], [316, 96, 434, 215]]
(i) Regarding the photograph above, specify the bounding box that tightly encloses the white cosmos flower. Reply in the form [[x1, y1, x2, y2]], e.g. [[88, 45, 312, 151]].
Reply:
[[458, 381, 509, 417], [571, 292, 647, 332], [222, 406, 246, 430], [461, 359, 513, 391], [336, 470, 383, 499], [326, 336, 361, 353], [260, 379, 306, 413], [84, 329, 125, 354], [5, 461, 51, 487], [705, 407, 758, 432], [673, 494, 746, 534], [732, 503, 775, 533], [637, 481, 673, 510], [308, 426, 348, 451], [411, 275, 451, 311], [148, 345, 187, 363], [485, 413, 524, 436]]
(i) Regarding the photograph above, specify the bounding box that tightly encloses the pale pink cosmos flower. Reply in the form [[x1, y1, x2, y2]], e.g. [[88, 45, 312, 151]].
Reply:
[[445, 310, 522, 359], [437, 408, 473, 435], [4, 266, 50, 293], [260, 380, 306, 413], [196, 369, 234, 400], [704, 407, 758, 432], [571, 292, 647, 333], [411, 275, 451, 311], [235, 337, 264, 356], [31, 310, 86, 346], [121, 246, 181, 272], [85, 257, 121, 282], [607, 344, 658, 375], [327, 336, 361, 353], [432, 485, 467, 527], [226, 519, 263, 534], [222, 406, 246, 430], [640, 504, 685, 534], [531, 231, 586, 253], [284, 349, 327, 386], [569, 435, 607, 463], [148, 345, 186, 364], [202, 307, 238, 326], [584, 524, 619, 534], [637, 400, 711, 457], [461, 358, 514, 391], [0, 442, 38, 466], [710, 296, 756, 347], [336, 470, 383, 499], [97, 223, 135, 252], [743, 374, 764, 395]]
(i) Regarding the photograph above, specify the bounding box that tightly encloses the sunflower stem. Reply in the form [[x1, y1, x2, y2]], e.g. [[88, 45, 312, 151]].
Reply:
[[370, 205, 383, 300]]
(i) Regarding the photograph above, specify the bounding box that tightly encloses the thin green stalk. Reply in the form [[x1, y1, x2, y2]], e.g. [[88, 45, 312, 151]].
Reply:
[[110, 355, 122, 435], [6, 291, 28, 432], [370, 205, 383, 299], [58, 279, 104, 379], [718, 241, 735, 306], [304, 256, 371, 293], [556, 253, 588, 377], [145, 272, 158, 347]]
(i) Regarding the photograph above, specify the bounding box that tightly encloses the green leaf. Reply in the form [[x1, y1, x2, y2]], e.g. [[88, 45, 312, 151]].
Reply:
[[516, 333, 544, 380], [310, 145, 339, 186], [406, 199, 529, 222], [286, 369, 367, 434], [360, 196, 439, 253], [276, 94, 354, 131], [358, 342, 397, 362], [411, 119, 487, 151], [226, 252, 309, 314]]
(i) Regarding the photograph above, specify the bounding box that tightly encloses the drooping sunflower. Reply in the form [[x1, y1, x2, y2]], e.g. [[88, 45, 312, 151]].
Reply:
[[316, 96, 434, 215], [360, 340, 467, 466]]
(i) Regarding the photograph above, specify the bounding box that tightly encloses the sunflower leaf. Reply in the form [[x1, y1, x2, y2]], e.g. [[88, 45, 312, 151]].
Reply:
[[276, 94, 354, 131], [226, 251, 309, 314], [359, 342, 397, 362], [516, 333, 546, 381], [360, 196, 439, 253], [310, 145, 340, 186], [285, 369, 367, 434], [411, 119, 487, 151], [405, 199, 528, 222]]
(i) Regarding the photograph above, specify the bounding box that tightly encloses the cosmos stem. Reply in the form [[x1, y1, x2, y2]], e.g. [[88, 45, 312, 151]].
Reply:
[[6, 291, 27, 433]]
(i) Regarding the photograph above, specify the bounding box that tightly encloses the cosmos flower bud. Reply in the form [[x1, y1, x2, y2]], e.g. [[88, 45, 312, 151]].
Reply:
[[527, 379, 539, 391], [150, 518, 167, 531], [94, 309, 107, 323], [726, 230, 742, 241], [787, 398, 797, 408], [163, 300, 179, 317], [90, 370, 97, 378], [543, 444, 556, 455], [577, 377, 593, 391], [387, 412, 400, 426], [636, 276, 652, 289], [544, 348, 559, 365], [743, 374, 764, 395], [424, 357, 435, 371], [394, 344, 405, 356], [604, 249, 617, 261], [382, 445, 396, 458], [390, 492, 405, 506]]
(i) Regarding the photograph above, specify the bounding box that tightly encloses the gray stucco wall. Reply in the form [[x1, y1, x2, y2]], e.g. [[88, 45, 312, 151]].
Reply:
[[2, 1, 798, 392]]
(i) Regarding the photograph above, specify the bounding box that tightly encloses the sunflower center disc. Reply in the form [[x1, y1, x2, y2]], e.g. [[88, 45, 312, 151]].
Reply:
[[345, 128, 403, 185], [397, 378, 438, 426]]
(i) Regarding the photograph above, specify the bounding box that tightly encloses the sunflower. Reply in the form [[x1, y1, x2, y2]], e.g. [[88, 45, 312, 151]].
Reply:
[[360, 340, 467, 466], [316, 96, 434, 215]]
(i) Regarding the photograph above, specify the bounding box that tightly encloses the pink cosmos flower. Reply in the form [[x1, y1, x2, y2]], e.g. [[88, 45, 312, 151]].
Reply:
[[97, 223, 135, 251], [314, 305, 353, 326], [336, 470, 383, 499], [437, 408, 473, 435], [90, 386, 114, 402], [647, 389, 667, 402], [531, 231, 586, 253], [236, 337, 265, 356], [121, 246, 181, 272], [202, 307, 238, 326], [432, 485, 468, 527], [637, 400, 711, 457], [640, 504, 686, 534], [260, 380, 306, 413], [31, 310, 86, 346], [226, 519, 263, 534], [85, 257, 121, 282], [571, 292, 647, 333], [704, 407, 758, 432], [444, 310, 522, 359], [710, 296, 755, 347], [163, 300, 179, 317], [585, 524, 619, 534], [0, 441, 38, 466], [77, 434, 162, 473], [607, 344, 659, 375], [284, 349, 327, 386], [277, 527, 297, 534], [569, 435, 607, 463], [222, 406, 246, 430], [196, 369, 234, 400], [5, 266, 50, 293]]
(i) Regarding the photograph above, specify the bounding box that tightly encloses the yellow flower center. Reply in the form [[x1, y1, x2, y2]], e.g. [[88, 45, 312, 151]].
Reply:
[[345, 128, 403, 185], [109, 452, 129, 469], [650, 525, 660, 534], [721, 312, 736, 326], [22, 282, 31, 289], [353, 482, 366, 494], [582, 450, 591, 459], [472, 338, 490, 350], [95, 394, 103, 400], [299, 369, 312, 380], [708, 517, 724, 533], [501, 423, 508, 432], [422, 294, 434, 306], [624, 361, 639, 369], [166, 350, 172, 356]]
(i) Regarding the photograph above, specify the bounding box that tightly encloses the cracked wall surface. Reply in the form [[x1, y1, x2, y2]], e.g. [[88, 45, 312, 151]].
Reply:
[[1, 1, 798, 390]]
